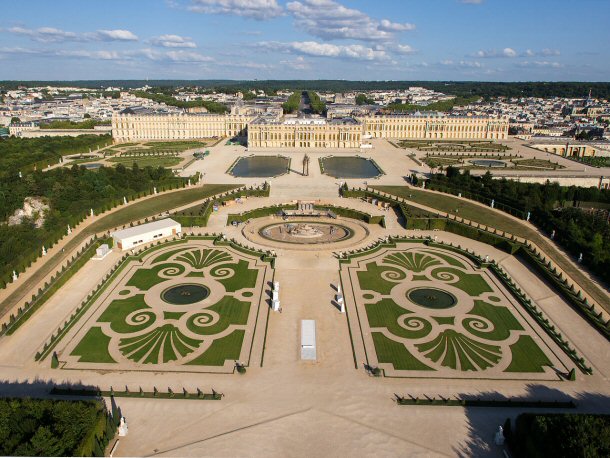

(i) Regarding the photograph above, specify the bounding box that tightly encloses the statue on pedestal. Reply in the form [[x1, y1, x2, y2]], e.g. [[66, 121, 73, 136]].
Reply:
[[12, 271, 18, 282], [118, 417, 129, 437]]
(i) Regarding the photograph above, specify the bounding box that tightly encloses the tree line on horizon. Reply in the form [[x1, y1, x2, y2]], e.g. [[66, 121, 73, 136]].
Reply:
[[2, 81, 610, 99]]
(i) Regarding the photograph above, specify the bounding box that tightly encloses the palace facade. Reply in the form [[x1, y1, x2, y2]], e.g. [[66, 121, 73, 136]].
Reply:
[[112, 112, 253, 142], [112, 111, 508, 146], [247, 117, 362, 149], [356, 114, 508, 140]]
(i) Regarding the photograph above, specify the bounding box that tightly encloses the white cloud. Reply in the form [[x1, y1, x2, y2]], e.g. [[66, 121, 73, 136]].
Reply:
[[258, 40, 388, 61], [378, 19, 416, 32], [5, 26, 139, 42], [502, 47, 517, 58], [0, 46, 213, 64], [518, 61, 563, 68], [150, 34, 196, 48], [286, 0, 414, 42], [540, 48, 561, 56], [393, 44, 416, 55], [474, 47, 517, 58], [8, 26, 79, 42], [93, 29, 139, 41], [440, 59, 483, 68], [474, 47, 560, 59], [187, 0, 283, 20], [163, 50, 213, 62]]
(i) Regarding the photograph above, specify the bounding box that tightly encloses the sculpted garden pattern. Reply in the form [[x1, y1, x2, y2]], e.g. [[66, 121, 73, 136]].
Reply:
[[56, 239, 271, 372], [342, 243, 569, 379]]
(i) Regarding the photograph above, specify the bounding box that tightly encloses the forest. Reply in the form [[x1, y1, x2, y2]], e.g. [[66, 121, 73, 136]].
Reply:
[[0, 135, 189, 286], [0, 163, 186, 286], [428, 168, 610, 286], [0, 397, 115, 456], [3, 80, 610, 99], [507, 413, 609, 457], [0, 135, 111, 176]]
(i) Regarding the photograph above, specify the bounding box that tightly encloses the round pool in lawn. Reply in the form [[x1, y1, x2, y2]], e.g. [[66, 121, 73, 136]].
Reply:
[[407, 288, 456, 309], [469, 159, 507, 168], [320, 156, 383, 179], [229, 156, 289, 177], [161, 284, 210, 305]]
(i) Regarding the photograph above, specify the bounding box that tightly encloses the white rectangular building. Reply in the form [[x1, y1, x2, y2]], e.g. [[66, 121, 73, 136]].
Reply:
[[111, 218, 181, 250], [300, 319, 317, 361]]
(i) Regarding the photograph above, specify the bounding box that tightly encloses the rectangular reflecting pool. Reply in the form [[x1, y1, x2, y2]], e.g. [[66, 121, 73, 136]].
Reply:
[[228, 156, 290, 177], [319, 156, 384, 179]]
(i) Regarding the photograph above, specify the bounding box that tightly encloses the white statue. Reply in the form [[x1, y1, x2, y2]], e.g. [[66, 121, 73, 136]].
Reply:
[[272, 299, 281, 312], [337, 294, 345, 313], [490, 199, 495, 209], [118, 417, 129, 437], [485, 255, 489, 263], [67, 225, 72, 235], [123, 196, 128, 205], [90, 208, 94, 217], [18, 171, 23, 179], [578, 253, 583, 263], [188, 179, 191, 186], [12, 270, 18, 282], [153, 186, 158, 195], [526, 211, 531, 222], [42, 246, 47, 256], [494, 426, 505, 446]]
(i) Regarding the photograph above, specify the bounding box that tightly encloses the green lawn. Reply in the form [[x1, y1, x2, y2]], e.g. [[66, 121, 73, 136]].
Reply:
[[366, 299, 432, 339], [108, 156, 182, 168], [505, 335, 552, 372], [71, 327, 115, 363], [186, 330, 245, 366], [373, 185, 610, 312], [126, 263, 186, 290], [186, 296, 250, 336], [372, 332, 433, 371], [212, 260, 259, 292]]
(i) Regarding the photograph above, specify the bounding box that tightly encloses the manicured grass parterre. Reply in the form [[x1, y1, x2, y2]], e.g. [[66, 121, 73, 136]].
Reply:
[[108, 155, 182, 168], [342, 242, 567, 378], [49, 238, 270, 372]]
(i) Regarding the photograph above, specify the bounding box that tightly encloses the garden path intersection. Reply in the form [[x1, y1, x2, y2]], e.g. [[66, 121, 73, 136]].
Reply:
[[0, 140, 609, 457]]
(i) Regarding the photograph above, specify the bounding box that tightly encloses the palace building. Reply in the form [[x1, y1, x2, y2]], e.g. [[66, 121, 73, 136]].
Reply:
[[112, 110, 508, 146], [247, 116, 362, 149], [112, 111, 253, 142]]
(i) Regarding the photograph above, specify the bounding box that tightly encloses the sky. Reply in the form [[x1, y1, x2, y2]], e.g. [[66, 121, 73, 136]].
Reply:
[[0, 0, 609, 82]]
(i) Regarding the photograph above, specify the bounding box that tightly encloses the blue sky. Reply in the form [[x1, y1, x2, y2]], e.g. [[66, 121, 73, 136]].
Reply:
[[0, 0, 609, 81]]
